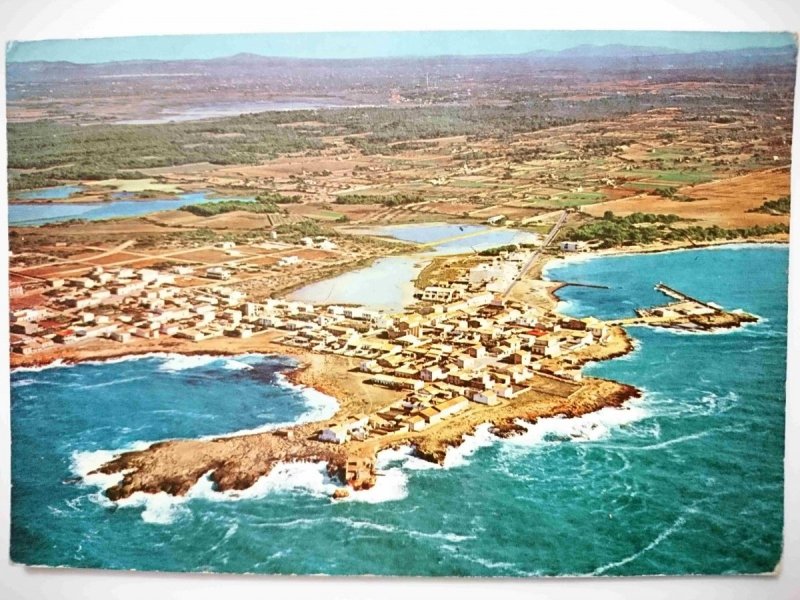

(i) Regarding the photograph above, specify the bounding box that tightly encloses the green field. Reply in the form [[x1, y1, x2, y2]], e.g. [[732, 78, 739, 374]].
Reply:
[[311, 210, 346, 220], [525, 190, 606, 208], [622, 168, 715, 185], [448, 179, 488, 188]]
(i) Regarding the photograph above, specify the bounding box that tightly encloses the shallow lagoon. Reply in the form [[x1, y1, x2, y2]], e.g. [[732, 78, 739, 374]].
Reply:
[[290, 222, 541, 309], [362, 222, 541, 255], [9, 191, 253, 226], [12, 185, 85, 200], [289, 256, 423, 312]]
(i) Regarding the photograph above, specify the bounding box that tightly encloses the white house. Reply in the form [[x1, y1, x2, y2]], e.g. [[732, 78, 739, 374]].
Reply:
[[471, 390, 499, 405], [559, 241, 589, 253], [206, 267, 232, 280], [319, 425, 348, 444], [278, 255, 302, 267], [420, 365, 445, 382]]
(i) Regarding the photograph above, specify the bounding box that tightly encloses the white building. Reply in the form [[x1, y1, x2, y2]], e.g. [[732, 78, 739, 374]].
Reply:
[[319, 425, 348, 444], [560, 241, 589, 252], [206, 267, 232, 281], [420, 365, 445, 382], [278, 256, 301, 267], [422, 286, 459, 303], [471, 390, 499, 405]]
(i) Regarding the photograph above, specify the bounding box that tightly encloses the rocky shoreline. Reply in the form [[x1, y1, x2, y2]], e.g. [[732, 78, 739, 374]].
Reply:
[[11, 242, 765, 502]]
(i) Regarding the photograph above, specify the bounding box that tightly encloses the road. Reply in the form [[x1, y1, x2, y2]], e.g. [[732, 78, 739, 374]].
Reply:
[[501, 210, 568, 299]]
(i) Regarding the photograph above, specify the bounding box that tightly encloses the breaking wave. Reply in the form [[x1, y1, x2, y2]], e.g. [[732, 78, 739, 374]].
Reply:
[[207, 373, 339, 439]]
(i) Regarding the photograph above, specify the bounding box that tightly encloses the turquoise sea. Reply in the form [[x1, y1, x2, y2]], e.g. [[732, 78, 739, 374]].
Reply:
[[10, 245, 787, 576]]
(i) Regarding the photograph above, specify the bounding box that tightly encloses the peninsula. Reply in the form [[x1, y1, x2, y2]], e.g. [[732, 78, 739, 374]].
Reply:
[[7, 42, 790, 504], [10, 220, 758, 500]]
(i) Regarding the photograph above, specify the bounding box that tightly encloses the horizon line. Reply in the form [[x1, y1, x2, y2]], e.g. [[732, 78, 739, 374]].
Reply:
[[6, 29, 797, 65]]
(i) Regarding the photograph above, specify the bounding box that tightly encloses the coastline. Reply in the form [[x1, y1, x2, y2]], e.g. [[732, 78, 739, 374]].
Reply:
[[11, 238, 775, 502], [542, 237, 790, 279]]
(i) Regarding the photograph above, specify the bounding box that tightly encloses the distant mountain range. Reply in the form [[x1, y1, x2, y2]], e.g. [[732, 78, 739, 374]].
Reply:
[[6, 42, 796, 124], [8, 43, 798, 72]]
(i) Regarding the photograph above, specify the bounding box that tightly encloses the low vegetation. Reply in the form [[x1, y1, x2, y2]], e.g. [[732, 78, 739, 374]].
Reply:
[[570, 211, 788, 248], [256, 191, 303, 204], [479, 243, 539, 256], [179, 199, 283, 217], [7, 94, 683, 190], [748, 196, 791, 215], [334, 193, 422, 207], [275, 220, 331, 239]]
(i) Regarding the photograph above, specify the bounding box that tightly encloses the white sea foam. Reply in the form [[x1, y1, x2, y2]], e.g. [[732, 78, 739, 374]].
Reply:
[[10, 378, 36, 388], [340, 466, 408, 504], [65, 376, 148, 390], [121, 492, 190, 524], [185, 457, 408, 506], [71, 442, 151, 491], [375, 445, 441, 471], [10, 351, 275, 375], [187, 462, 338, 502], [274, 372, 339, 424], [83, 462, 337, 525], [85, 452, 410, 523], [11, 359, 67, 373], [221, 359, 253, 371], [503, 401, 649, 448], [157, 354, 222, 372], [442, 423, 496, 468], [591, 512, 688, 575], [332, 517, 475, 543], [75, 395, 649, 518]]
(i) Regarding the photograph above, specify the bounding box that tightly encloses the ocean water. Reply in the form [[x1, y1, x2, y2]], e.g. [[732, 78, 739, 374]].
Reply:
[[8, 191, 253, 226], [10, 245, 787, 576]]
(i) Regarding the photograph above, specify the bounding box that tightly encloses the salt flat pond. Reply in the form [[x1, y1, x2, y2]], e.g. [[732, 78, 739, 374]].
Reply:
[[289, 256, 424, 312], [354, 222, 541, 255], [289, 222, 541, 310]]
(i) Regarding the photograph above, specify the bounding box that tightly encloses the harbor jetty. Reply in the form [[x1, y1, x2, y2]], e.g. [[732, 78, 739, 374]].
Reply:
[[606, 283, 758, 331]]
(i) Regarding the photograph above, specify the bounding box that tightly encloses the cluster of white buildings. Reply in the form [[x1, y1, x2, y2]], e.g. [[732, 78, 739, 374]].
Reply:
[[11, 241, 613, 450], [10, 265, 252, 355], [299, 236, 338, 251], [305, 289, 611, 445]]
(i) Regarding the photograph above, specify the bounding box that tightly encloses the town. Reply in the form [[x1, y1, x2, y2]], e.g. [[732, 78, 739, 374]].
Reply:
[[9, 234, 752, 462]]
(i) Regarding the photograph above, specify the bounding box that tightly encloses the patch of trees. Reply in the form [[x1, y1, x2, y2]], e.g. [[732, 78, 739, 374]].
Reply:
[[275, 220, 332, 239], [179, 200, 283, 217], [478, 243, 539, 256], [7, 115, 327, 186], [571, 211, 788, 248], [256, 191, 302, 204], [747, 196, 790, 215], [334, 193, 421, 207]]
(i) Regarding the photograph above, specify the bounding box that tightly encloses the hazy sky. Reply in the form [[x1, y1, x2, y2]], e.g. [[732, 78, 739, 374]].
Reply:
[[6, 30, 795, 63]]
